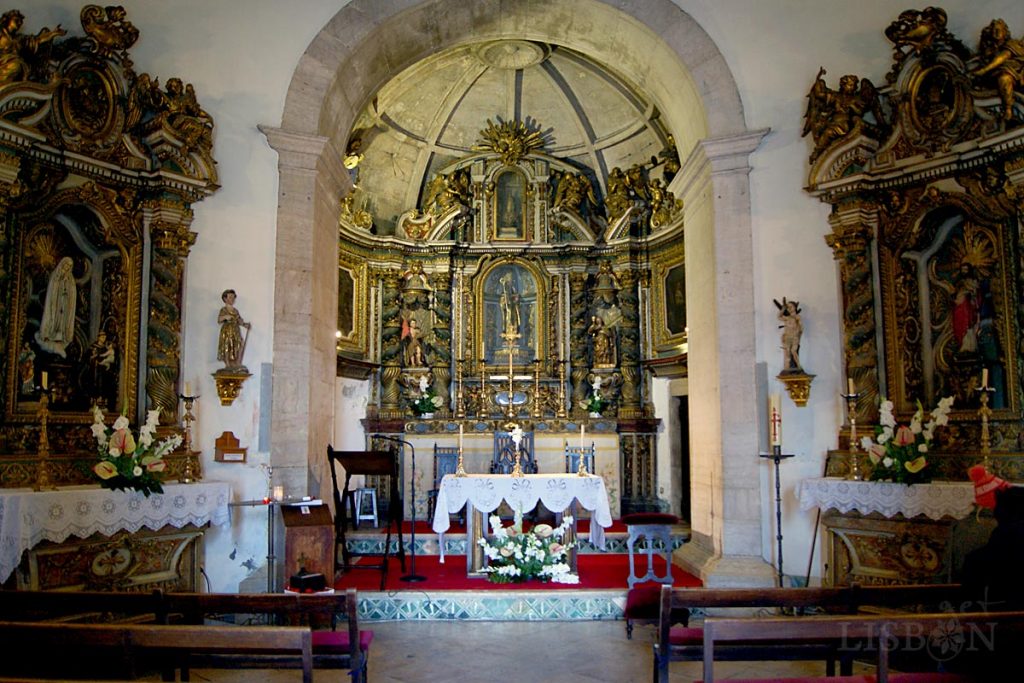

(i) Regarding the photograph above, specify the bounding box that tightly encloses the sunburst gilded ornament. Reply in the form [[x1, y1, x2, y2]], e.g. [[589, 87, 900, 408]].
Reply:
[[474, 118, 545, 166]]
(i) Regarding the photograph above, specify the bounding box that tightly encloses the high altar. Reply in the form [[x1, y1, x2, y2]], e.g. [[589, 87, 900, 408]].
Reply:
[[338, 118, 685, 517]]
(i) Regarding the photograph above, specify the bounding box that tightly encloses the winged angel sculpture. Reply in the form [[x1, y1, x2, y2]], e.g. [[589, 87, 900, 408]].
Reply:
[[802, 68, 885, 161]]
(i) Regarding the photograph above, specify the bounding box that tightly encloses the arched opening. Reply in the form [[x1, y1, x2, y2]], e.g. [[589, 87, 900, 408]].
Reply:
[[266, 0, 768, 582]]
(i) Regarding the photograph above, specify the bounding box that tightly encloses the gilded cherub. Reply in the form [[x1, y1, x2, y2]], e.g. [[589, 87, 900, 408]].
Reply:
[[802, 68, 883, 161], [973, 18, 1024, 122], [0, 10, 65, 87]]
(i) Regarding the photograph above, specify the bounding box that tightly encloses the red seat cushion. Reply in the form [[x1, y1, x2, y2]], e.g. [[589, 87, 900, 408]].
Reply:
[[312, 629, 375, 652], [623, 512, 679, 525], [624, 584, 661, 617], [669, 625, 703, 645]]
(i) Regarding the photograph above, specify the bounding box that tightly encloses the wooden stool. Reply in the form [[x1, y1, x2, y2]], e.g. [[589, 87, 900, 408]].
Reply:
[[354, 487, 378, 528]]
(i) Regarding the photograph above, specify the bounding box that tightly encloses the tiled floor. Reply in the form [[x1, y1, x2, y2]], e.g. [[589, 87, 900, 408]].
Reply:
[[178, 620, 875, 683]]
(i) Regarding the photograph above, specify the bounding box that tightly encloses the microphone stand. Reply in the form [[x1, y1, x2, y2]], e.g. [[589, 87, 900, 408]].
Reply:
[[373, 433, 426, 582]]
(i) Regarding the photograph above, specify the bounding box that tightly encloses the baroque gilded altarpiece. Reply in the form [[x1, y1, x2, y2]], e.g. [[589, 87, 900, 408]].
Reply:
[[0, 7, 218, 590], [338, 118, 685, 513], [804, 7, 1024, 585]]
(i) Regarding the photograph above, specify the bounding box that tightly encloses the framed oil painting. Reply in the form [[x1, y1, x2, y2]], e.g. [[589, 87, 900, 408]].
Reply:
[[653, 251, 687, 351]]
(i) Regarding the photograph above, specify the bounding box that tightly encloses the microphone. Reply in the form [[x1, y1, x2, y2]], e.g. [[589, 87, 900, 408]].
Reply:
[[371, 434, 426, 582]]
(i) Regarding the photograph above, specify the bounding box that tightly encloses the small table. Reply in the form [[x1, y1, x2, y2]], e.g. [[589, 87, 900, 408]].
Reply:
[[431, 473, 613, 576]]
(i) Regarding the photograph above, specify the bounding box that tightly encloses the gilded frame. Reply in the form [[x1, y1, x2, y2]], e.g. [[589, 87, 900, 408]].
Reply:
[[473, 257, 548, 368], [336, 253, 368, 354], [652, 246, 687, 352]]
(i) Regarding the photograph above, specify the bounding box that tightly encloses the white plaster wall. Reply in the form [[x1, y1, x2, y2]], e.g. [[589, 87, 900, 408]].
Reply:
[[27, 0, 1024, 589]]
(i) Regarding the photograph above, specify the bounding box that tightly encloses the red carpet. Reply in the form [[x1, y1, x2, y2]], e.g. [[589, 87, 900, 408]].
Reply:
[[334, 553, 701, 592]]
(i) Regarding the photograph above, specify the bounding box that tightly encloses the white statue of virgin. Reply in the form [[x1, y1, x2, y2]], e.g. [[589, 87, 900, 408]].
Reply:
[[35, 256, 77, 357]]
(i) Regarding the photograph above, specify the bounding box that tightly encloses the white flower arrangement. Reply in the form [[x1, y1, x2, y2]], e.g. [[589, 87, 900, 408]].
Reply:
[[411, 375, 444, 416], [90, 406, 182, 496], [477, 509, 579, 584], [860, 396, 953, 485]]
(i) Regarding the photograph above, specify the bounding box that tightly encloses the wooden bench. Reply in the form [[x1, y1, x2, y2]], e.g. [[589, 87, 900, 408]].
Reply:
[[0, 621, 313, 682], [701, 610, 1024, 683], [0, 588, 369, 682], [654, 583, 970, 683]]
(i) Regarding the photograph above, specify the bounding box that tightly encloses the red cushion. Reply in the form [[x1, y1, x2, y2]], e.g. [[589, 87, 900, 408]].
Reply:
[[624, 585, 661, 617], [623, 512, 679, 525], [312, 629, 375, 652], [668, 626, 703, 645]]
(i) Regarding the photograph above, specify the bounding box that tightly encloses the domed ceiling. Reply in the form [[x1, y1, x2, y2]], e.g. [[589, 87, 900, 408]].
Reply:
[[344, 40, 675, 235]]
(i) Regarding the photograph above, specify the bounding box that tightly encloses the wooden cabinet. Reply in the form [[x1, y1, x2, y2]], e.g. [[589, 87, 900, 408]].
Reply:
[[281, 503, 335, 584]]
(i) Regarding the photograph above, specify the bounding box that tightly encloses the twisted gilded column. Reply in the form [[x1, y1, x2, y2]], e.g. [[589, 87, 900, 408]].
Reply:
[[430, 272, 452, 413], [378, 269, 404, 418], [825, 201, 880, 429], [568, 272, 589, 416], [617, 269, 643, 418]]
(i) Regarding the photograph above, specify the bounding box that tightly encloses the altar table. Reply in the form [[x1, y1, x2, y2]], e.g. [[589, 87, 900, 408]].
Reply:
[[431, 473, 613, 576], [0, 481, 231, 585], [796, 477, 980, 586]]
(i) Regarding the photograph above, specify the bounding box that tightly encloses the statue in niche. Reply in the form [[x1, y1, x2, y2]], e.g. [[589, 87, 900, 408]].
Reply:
[[401, 317, 426, 368], [217, 289, 250, 370], [972, 18, 1024, 122], [0, 9, 65, 87], [496, 171, 524, 239], [484, 264, 536, 364], [775, 297, 803, 373], [87, 330, 116, 406], [17, 341, 35, 395], [35, 256, 77, 358], [802, 68, 882, 161], [499, 273, 521, 338], [588, 315, 617, 368], [952, 262, 981, 355]]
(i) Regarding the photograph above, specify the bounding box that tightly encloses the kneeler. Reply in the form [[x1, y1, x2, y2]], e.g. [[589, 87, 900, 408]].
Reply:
[[621, 512, 688, 639]]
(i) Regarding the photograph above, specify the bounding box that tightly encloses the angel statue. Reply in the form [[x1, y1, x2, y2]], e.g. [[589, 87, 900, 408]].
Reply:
[[802, 68, 883, 161], [774, 297, 803, 373]]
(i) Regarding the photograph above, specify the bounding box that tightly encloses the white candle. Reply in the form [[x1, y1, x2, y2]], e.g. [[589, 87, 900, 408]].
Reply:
[[848, 377, 855, 395], [769, 393, 782, 446], [41, 371, 48, 390], [459, 423, 464, 450], [580, 424, 585, 449], [981, 368, 989, 390], [185, 381, 192, 396], [272, 485, 284, 501]]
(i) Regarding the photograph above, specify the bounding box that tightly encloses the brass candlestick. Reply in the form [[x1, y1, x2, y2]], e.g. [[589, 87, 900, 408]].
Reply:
[[34, 388, 57, 491], [179, 392, 199, 483], [479, 358, 487, 418], [511, 440, 524, 477], [577, 445, 591, 477], [843, 390, 863, 481], [455, 358, 466, 418], [979, 386, 995, 469], [455, 445, 467, 477], [556, 359, 568, 419], [531, 359, 542, 419]]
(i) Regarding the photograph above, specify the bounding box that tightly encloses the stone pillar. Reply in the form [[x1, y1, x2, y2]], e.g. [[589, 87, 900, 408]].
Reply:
[[673, 129, 775, 587]]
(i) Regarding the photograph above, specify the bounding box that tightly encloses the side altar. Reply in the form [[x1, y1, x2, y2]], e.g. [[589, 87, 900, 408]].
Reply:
[[0, 481, 230, 591]]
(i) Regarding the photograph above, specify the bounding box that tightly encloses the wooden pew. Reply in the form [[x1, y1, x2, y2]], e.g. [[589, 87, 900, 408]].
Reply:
[[701, 610, 1024, 683], [0, 621, 313, 682], [654, 583, 970, 683], [0, 588, 369, 683]]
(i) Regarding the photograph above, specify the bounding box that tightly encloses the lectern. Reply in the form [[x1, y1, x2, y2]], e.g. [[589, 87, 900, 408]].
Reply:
[[327, 446, 406, 590]]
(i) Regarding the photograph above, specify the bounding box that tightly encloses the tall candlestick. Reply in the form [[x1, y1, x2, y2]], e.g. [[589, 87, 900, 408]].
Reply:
[[769, 393, 782, 447]]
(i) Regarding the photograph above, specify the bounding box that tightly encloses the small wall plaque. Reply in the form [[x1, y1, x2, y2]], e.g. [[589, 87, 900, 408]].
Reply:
[[214, 431, 247, 463]]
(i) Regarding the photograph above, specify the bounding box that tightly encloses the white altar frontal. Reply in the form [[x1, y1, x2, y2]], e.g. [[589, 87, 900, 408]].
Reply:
[[431, 473, 613, 576], [0, 481, 230, 590]]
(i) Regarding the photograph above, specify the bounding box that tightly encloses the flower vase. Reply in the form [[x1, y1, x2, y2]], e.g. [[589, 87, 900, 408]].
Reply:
[[420, 412, 434, 419]]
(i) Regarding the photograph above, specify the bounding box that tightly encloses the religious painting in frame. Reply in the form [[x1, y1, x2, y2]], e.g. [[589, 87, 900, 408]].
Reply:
[[653, 248, 687, 352], [336, 254, 367, 354]]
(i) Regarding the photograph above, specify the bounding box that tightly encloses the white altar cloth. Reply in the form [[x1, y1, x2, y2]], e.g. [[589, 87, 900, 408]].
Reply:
[[796, 477, 975, 521], [431, 473, 613, 562], [0, 481, 231, 583]]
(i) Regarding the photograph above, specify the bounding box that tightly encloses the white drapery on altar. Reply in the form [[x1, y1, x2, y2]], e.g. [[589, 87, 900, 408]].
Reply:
[[0, 481, 231, 583], [796, 477, 975, 520], [431, 473, 613, 568]]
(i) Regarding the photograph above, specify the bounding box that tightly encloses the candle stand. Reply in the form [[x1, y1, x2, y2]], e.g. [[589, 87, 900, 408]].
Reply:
[[843, 390, 863, 481], [760, 446, 795, 587], [34, 388, 57, 491], [979, 385, 995, 470]]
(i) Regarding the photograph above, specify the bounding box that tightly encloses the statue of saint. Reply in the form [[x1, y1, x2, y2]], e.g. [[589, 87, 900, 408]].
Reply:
[[973, 19, 1024, 122], [588, 315, 617, 367], [0, 10, 65, 87], [35, 257, 77, 358], [402, 317, 426, 368], [775, 298, 803, 372], [499, 273, 521, 337], [217, 289, 250, 370]]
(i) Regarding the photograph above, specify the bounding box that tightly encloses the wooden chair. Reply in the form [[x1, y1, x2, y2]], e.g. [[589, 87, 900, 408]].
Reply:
[[427, 444, 463, 525], [622, 511, 681, 639], [491, 430, 537, 474], [327, 445, 406, 590]]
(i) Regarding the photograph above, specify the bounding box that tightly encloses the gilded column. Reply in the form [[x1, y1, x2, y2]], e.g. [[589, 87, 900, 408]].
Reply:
[[825, 201, 881, 429], [617, 269, 643, 418], [430, 271, 452, 414], [144, 199, 196, 425], [568, 272, 589, 416], [378, 269, 404, 418]]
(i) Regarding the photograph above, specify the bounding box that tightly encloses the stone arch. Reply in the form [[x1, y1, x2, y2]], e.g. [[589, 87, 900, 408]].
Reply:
[[266, 0, 766, 580]]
